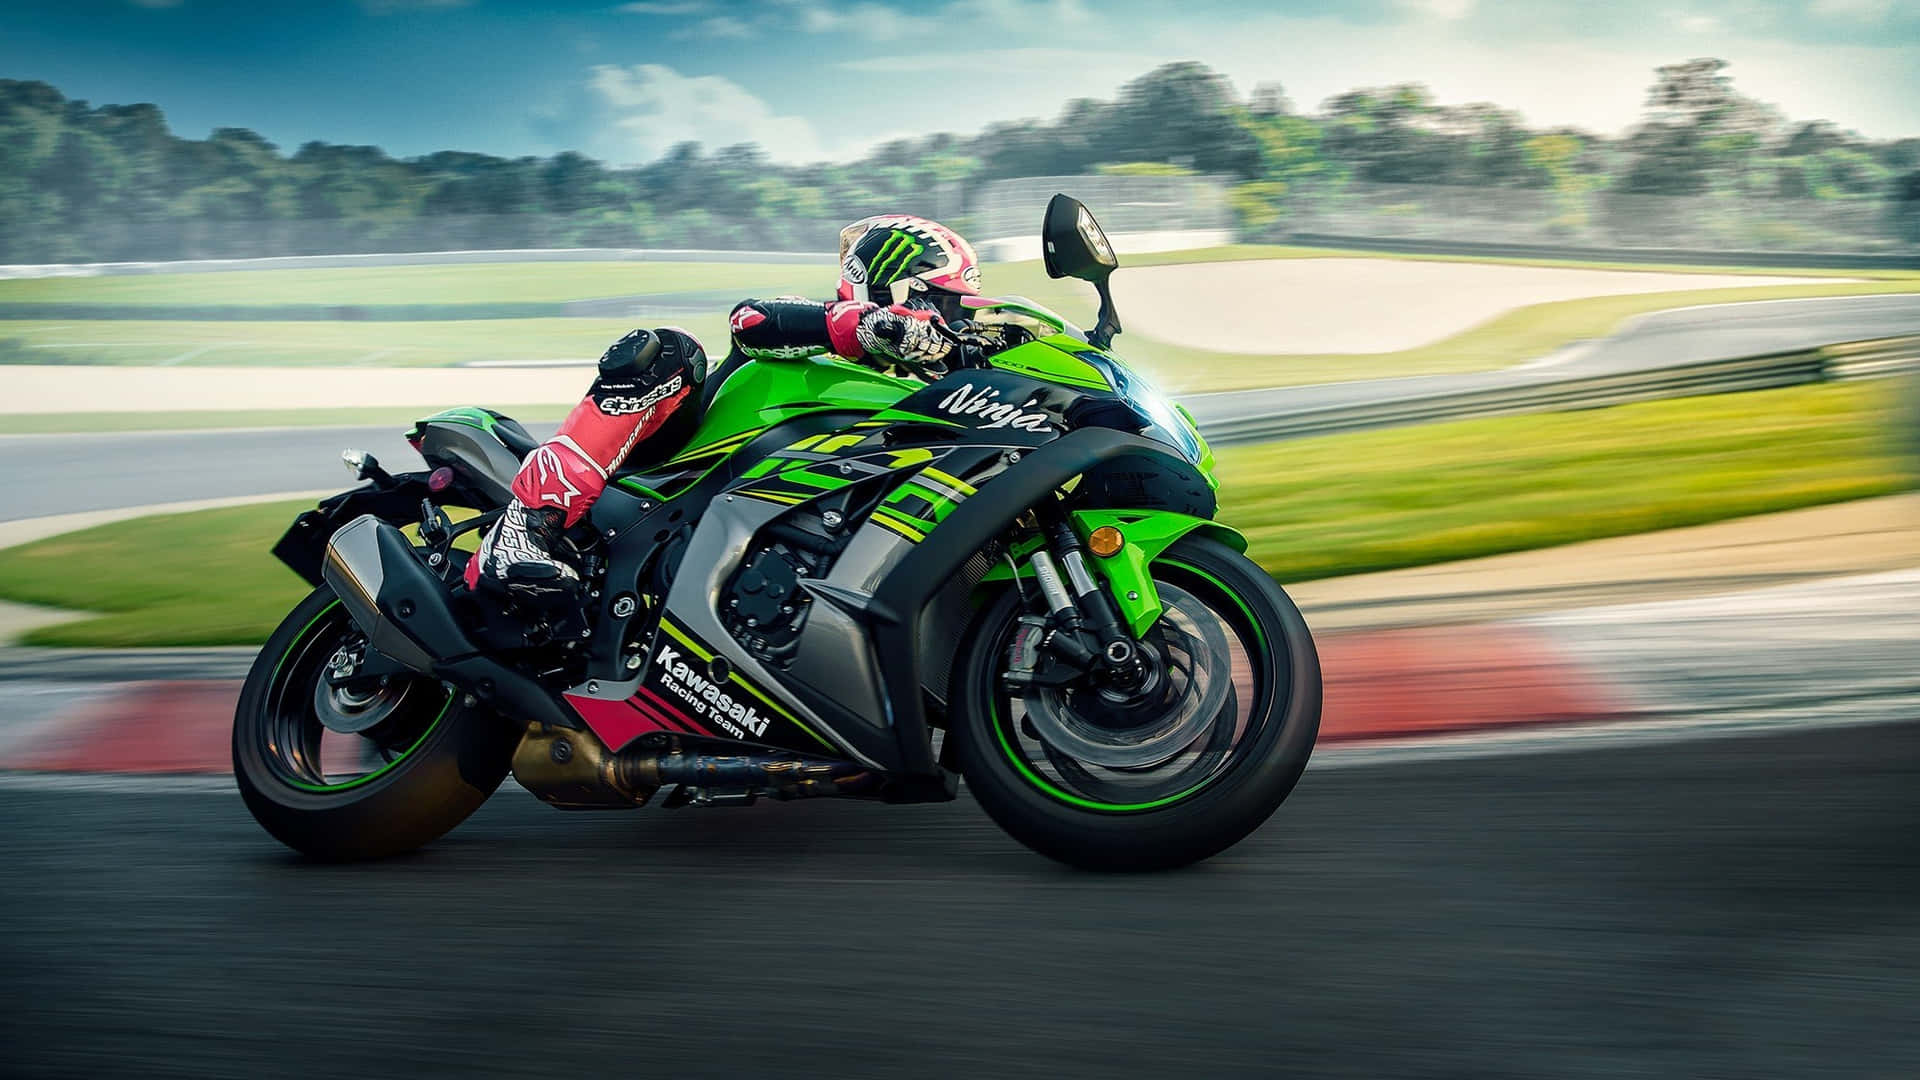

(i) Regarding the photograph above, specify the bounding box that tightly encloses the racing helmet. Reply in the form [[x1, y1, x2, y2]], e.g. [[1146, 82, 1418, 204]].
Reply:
[[836, 215, 983, 306]]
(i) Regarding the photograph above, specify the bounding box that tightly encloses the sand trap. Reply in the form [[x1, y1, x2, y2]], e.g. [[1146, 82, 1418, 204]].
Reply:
[[1113, 258, 1844, 355]]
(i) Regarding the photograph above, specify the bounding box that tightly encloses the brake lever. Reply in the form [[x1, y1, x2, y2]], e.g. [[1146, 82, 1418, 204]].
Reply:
[[930, 319, 995, 367]]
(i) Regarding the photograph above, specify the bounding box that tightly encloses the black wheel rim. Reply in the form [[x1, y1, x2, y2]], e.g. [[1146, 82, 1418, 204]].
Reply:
[[990, 563, 1283, 813], [256, 601, 453, 794]]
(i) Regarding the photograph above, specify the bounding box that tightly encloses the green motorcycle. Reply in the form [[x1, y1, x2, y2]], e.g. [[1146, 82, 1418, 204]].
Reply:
[[235, 195, 1321, 870]]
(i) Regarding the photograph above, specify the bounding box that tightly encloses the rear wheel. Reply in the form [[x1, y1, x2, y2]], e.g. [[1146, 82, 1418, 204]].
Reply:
[[232, 587, 520, 860], [952, 536, 1320, 870]]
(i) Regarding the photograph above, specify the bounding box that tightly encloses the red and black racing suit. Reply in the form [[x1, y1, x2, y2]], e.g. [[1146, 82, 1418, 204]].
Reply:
[[498, 296, 967, 534]]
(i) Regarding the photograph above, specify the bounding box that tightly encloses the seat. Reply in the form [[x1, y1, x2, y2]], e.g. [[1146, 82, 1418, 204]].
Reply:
[[484, 411, 542, 460]]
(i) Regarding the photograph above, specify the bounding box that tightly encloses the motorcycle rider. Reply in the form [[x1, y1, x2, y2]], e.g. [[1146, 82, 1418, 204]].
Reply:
[[471, 215, 1003, 598]]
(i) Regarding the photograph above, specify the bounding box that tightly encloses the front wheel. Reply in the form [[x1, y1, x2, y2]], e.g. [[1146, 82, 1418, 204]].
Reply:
[[952, 536, 1321, 871], [232, 587, 520, 860]]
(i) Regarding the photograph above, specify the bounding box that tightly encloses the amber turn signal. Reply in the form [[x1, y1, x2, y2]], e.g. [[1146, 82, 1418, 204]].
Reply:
[[1087, 525, 1125, 558]]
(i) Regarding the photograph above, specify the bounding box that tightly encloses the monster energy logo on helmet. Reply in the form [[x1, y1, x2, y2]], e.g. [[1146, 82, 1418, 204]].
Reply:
[[861, 229, 928, 289]]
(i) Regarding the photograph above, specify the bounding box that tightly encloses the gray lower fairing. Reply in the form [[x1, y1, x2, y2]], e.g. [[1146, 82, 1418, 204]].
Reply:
[[651, 427, 1210, 782]]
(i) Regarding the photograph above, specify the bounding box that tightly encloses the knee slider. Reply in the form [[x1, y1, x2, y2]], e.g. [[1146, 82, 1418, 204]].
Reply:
[[652, 327, 709, 386], [599, 328, 662, 377]]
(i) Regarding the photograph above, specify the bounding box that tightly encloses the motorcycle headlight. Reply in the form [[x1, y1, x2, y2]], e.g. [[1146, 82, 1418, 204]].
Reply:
[[1077, 351, 1205, 465]]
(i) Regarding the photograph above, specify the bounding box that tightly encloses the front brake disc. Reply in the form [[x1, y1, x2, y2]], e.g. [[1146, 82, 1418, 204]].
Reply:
[[1024, 582, 1232, 770]]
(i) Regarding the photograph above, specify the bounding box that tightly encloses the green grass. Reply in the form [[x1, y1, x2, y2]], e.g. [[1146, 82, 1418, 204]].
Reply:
[[0, 379, 1903, 647], [3, 252, 1911, 397], [1219, 379, 1908, 581], [0, 501, 326, 646], [1123, 243, 1906, 278], [2, 247, 1887, 309], [0, 316, 727, 367], [0, 261, 830, 306], [0, 403, 571, 434]]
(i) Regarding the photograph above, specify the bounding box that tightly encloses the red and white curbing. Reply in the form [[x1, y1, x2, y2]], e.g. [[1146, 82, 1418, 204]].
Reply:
[[0, 625, 1626, 776], [1, 569, 1913, 779]]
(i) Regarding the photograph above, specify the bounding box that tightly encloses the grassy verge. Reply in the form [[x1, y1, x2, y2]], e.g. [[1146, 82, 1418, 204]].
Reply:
[[0, 379, 1903, 647], [0, 404, 570, 435], [0, 316, 727, 367], [1123, 243, 1909, 277], [3, 254, 1911, 395], [0, 261, 830, 306], [1, 247, 1889, 308], [1220, 380, 1907, 581]]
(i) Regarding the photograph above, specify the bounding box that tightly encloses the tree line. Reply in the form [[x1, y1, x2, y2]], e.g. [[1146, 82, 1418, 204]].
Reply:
[[3, 57, 1916, 263]]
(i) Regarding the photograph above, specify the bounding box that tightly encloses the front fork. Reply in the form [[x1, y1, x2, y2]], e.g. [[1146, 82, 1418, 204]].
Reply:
[[1010, 506, 1151, 692]]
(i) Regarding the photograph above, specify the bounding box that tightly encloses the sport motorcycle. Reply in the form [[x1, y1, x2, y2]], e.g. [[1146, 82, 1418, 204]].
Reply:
[[236, 195, 1322, 870]]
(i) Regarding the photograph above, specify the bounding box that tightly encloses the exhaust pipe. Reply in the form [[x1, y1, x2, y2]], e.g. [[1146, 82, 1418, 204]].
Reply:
[[320, 514, 580, 731]]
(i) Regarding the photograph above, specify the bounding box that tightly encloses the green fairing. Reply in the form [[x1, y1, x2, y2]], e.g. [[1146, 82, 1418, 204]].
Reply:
[[406, 405, 498, 441], [989, 337, 1110, 390], [685, 356, 918, 452], [981, 510, 1247, 637], [1174, 402, 1219, 481]]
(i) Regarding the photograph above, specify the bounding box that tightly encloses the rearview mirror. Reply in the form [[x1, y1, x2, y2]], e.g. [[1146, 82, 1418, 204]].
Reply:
[[1041, 193, 1122, 349], [1042, 193, 1118, 283]]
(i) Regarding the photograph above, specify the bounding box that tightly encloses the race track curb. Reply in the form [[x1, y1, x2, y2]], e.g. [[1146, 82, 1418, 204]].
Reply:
[[0, 622, 1625, 774]]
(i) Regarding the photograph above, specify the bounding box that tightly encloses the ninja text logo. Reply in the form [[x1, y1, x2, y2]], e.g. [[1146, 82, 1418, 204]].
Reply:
[[937, 383, 1056, 433], [653, 641, 769, 738]]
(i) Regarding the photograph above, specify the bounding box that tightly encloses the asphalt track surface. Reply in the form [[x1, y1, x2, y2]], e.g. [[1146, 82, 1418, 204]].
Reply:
[[2, 294, 1915, 523], [0, 719, 1915, 1079]]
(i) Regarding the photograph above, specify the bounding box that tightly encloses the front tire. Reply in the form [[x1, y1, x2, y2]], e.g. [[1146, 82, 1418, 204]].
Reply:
[[232, 587, 520, 860], [952, 536, 1321, 871]]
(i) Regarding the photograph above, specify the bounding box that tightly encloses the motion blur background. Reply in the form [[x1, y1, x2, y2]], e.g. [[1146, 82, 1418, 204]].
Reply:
[[0, 1, 1916, 1077]]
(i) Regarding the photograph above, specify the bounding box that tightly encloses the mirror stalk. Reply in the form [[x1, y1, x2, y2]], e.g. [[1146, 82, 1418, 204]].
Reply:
[[1090, 276, 1121, 350]]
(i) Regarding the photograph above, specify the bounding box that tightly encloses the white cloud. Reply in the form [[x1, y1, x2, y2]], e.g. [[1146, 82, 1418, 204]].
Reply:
[[678, 15, 750, 38], [1810, 0, 1893, 19], [617, 1, 707, 13], [586, 63, 827, 163], [790, 0, 1093, 42], [1673, 12, 1722, 32], [796, 2, 932, 40], [1399, 0, 1476, 20]]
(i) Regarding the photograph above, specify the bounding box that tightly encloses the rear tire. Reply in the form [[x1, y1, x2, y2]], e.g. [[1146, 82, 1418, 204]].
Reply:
[[232, 587, 520, 860], [952, 536, 1320, 871]]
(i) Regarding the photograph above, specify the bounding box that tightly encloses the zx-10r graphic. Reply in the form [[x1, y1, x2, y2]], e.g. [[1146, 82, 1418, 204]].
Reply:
[[236, 196, 1321, 870]]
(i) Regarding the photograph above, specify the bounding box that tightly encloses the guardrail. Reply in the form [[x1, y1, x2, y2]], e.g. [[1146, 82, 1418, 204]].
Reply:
[[1284, 233, 1920, 271], [1198, 335, 1920, 446]]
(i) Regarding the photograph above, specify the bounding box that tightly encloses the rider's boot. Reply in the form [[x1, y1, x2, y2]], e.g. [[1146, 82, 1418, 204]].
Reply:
[[469, 328, 706, 600]]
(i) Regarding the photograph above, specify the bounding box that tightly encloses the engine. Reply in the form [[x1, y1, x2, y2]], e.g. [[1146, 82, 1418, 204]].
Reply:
[[722, 541, 821, 663]]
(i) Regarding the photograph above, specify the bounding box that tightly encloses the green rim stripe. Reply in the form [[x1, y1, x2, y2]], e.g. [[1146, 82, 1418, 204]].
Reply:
[[991, 697, 1213, 813], [270, 599, 342, 687], [992, 554, 1271, 813], [1160, 559, 1267, 653], [282, 694, 455, 794], [270, 599, 455, 794]]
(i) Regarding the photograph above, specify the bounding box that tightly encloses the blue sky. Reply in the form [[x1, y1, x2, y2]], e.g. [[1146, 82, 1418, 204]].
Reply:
[[3, 0, 1916, 164]]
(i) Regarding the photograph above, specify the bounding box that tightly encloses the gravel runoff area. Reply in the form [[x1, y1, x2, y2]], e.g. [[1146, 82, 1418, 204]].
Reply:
[[0, 258, 1852, 414], [1111, 258, 1843, 354], [1290, 493, 1920, 631]]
